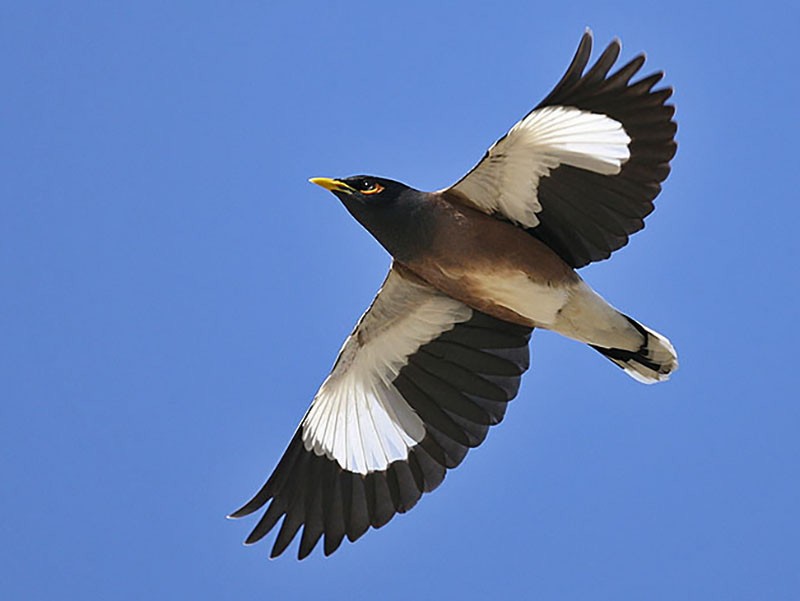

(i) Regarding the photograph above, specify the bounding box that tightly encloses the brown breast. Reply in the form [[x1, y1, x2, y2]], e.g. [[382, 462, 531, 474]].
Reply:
[[399, 192, 579, 326]]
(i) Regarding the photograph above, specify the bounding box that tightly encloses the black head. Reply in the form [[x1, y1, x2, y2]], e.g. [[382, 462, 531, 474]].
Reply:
[[309, 175, 435, 262], [309, 175, 409, 203]]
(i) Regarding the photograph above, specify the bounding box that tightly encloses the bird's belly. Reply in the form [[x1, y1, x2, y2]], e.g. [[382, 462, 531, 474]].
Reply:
[[423, 265, 639, 349], [404, 260, 572, 328], [457, 269, 571, 327]]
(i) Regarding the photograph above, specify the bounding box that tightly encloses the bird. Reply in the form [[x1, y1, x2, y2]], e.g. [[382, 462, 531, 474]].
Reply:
[[229, 29, 678, 560]]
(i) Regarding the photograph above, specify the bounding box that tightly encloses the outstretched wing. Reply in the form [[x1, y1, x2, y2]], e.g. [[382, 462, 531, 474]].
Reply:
[[229, 265, 532, 559], [443, 30, 677, 268]]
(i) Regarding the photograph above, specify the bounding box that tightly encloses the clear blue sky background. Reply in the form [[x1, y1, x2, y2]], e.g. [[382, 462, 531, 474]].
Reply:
[[3, 2, 799, 599]]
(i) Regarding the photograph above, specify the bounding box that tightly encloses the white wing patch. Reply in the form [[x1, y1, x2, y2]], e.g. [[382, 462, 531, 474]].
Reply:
[[450, 106, 631, 228], [301, 269, 472, 474]]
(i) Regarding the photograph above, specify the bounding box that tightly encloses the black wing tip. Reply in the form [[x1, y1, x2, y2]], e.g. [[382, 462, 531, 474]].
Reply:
[[575, 28, 593, 59], [244, 534, 264, 546], [567, 32, 673, 96], [579, 29, 622, 63], [658, 85, 676, 104], [323, 534, 346, 557], [227, 483, 276, 519], [234, 313, 533, 559], [240, 440, 452, 559], [228, 503, 259, 520], [244, 524, 270, 545], [271, 522, 301, 558], [298, 531, 323, 560]]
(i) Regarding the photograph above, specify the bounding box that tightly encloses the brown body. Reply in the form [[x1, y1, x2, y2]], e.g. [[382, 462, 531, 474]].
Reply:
[[400, 193, 579, 327]]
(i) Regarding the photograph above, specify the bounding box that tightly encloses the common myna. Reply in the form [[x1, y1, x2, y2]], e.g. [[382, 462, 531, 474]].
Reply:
[[230, 30, 678, 559]]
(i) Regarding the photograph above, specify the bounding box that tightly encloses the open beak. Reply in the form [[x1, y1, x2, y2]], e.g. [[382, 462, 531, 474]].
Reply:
[[309, 177, 355, 194]]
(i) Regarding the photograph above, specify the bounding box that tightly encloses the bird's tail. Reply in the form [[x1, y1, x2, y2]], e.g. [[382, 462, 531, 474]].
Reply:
[[591, 315, 678, 384]]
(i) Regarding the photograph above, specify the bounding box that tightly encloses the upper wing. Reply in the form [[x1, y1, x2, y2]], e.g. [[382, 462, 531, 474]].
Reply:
[[229, 265, 532, 559], [443, 30, 677, 268]]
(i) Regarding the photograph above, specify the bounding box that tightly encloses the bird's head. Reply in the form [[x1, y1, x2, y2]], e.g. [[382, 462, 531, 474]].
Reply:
[[309, 175, 410, 204], [310, 175, 434, 261]]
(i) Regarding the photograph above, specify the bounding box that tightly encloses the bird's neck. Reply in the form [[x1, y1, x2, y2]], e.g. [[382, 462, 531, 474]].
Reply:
[[341, 192, 438, 263]]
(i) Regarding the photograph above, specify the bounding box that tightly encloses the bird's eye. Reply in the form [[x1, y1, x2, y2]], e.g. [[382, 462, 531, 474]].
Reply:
[[360, 180, 384, 195]]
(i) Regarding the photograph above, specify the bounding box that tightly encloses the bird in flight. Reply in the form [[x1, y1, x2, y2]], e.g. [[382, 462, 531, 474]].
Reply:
[[230, 30, 678, 559]]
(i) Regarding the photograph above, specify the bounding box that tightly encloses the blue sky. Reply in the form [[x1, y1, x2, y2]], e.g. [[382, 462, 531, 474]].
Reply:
[[2, 1, 799, 599]]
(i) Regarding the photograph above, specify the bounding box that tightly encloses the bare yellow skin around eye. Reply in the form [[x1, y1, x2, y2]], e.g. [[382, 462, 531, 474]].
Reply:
[[361, 183, 384, 195]]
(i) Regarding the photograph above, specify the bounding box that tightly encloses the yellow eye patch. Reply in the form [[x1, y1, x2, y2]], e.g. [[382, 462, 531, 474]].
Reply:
[[361, 182, 384, 195]]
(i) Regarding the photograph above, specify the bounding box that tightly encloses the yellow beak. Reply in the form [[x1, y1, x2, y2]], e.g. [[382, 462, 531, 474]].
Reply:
[[309, 177, 355, 194]]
